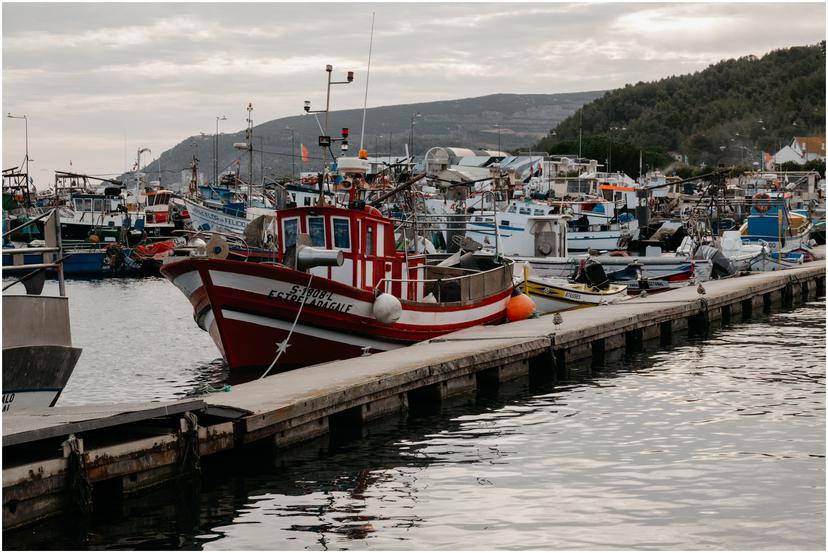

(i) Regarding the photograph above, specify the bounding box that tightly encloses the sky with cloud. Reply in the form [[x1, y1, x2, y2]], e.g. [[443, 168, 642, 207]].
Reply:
[[2, 1, 824, 184]]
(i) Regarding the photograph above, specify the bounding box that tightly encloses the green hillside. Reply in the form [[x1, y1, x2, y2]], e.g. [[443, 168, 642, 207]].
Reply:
[[535, 43, 826, 175]]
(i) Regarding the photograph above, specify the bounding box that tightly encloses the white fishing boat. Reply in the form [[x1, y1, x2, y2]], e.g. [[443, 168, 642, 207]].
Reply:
[[465, 198, 638, 254], [2, 210, 81, 412]]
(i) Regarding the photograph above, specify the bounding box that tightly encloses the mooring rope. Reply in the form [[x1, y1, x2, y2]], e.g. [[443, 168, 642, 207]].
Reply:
[[64, 434, 92, 515], [259, 273, 315, 379], [177, 412, 201, 480]]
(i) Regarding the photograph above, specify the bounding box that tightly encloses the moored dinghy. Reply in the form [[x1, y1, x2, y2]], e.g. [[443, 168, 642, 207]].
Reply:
[[516, 260, 627, 314]]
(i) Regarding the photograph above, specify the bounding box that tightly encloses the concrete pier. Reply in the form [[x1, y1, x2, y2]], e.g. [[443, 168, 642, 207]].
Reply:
[[3, 259, 825, 530]]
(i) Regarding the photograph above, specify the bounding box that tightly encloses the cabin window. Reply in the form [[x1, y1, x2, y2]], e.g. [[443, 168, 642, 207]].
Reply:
[[282, 218, 298, 249], [93, 199, 103, 212], [507, 204, 517, 213], [485, 218, 494, 223], [83, 199, 93, 211], [74, 198, 83, 211], [332, 218, 351, 249], [501, 219, 510, 227], [303, 196, 312, 206], [308, 216, 326, 247], [533, 209, 545, 215], [519, 207, 530, 215], [366, 226, 374, 256]]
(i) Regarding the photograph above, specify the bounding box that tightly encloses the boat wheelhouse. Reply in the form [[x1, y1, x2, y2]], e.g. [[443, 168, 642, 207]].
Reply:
[[60, 189, 138, 241], [466, 198, 638, 254], [143, 189, 176, 235]]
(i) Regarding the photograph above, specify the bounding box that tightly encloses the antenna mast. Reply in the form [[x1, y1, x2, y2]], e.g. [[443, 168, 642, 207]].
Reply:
[[359, 12, 376, 152]]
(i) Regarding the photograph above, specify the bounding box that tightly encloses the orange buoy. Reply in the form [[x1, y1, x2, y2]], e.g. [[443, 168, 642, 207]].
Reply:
[[506, 291, 536, 322], [364, 205, 382, 217], [753, 192, 771, 213]]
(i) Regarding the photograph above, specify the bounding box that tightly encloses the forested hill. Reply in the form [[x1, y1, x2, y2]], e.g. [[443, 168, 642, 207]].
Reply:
[[535, 43, 826, 169]]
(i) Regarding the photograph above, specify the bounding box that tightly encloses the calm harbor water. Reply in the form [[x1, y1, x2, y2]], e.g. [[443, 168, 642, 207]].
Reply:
[[3, 278, 825, 550]]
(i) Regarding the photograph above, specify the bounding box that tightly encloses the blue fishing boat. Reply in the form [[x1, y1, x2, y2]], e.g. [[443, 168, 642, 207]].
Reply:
[[740, 193, 813, 256]]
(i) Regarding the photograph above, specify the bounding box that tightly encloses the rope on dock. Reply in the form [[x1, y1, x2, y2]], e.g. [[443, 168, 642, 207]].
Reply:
[[177, 412, 201, 481], [63, 434, 92, 516]]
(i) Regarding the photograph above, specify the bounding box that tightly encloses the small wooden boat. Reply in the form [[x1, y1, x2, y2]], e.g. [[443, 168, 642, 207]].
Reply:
[[516, 261, 627, 314]]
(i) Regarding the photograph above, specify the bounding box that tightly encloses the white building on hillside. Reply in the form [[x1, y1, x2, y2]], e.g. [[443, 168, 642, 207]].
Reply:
[[772, 136, 826, 166]]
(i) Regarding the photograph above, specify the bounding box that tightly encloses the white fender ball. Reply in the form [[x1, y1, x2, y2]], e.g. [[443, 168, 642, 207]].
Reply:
[[373, 293, 402, 324]]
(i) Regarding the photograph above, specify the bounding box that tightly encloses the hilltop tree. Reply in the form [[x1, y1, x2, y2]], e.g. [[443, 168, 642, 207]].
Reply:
[[535, 43, 826, 168]]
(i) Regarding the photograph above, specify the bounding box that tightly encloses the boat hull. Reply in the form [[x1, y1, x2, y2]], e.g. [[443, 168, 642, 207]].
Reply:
[[523, 277, 627, 315], [2, 345, 81, 412], [185, 199, 250, 235], [162, 257, 513, 370]]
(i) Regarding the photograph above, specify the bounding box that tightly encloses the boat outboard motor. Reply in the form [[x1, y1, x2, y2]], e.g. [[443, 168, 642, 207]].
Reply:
[[574, 259, 610, 290], [694, 244, 735, 278], [663, 225, 687, 251], [583, 259, 611, 290]]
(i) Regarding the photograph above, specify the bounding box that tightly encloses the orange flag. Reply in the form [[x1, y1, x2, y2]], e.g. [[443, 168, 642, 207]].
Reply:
[[301, 144, 309, 162]]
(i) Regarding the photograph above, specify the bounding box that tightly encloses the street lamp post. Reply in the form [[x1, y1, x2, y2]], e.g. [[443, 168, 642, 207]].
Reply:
[[215, 115, 226, 186], [136, 147, 151, 189], [7, 113, 29, 178], [409, 112, 422, 160]]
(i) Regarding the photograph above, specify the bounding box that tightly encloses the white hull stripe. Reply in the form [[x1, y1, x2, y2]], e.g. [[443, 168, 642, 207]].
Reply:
[[207, 270, 509, 326], [2, 390, 61, 412], [531, 296, 587, 314], [221, 309, 403, 351], [172, 270, 204, 299]]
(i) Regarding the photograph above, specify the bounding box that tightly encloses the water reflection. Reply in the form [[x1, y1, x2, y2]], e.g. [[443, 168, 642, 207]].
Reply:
[[4, 298, 824, 550]]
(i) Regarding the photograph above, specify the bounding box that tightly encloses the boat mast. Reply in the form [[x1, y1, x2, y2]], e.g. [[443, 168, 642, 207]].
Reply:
[[304, 65, 354, 207], [246, 103, 253, 207], [358, 12, 375, 153], [189, 154, 199, 197]]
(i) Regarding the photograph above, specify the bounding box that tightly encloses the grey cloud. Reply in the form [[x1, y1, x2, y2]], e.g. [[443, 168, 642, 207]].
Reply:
[[2, 2, 824, 181]]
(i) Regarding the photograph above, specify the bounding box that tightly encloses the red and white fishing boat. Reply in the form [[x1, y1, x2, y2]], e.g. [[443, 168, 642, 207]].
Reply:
[[161, 200, 515, 370]]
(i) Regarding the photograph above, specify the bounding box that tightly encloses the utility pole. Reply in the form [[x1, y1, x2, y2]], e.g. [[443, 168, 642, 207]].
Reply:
[[215, 115, 226, 186], [286, 127, 296, 183], [7, 113, 30, 182]]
